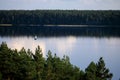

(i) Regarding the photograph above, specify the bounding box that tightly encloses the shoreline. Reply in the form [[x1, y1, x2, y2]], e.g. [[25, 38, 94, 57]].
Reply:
[[0, 24, 120, 27]]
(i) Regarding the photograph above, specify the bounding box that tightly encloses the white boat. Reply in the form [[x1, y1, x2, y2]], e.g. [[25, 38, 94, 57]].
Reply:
[[34, 36, 37, 40]]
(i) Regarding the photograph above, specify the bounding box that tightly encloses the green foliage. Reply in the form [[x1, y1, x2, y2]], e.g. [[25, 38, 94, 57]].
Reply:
[[0, 42, 113, 80], [96, 57, 113, 80], [0, 10, 120, 25], [85, 62, 97, 80], [85, 57, 113, 80]]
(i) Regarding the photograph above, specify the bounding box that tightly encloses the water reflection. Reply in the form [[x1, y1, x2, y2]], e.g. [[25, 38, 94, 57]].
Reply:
[[0, 37, 46, 56], [51, 36, 77, 56], [0, 36, 120, 80], [0, 26, 120, 37]]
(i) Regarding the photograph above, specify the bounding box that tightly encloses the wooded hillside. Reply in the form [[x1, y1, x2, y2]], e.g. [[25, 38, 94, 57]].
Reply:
[[0, 10, 120, 25]]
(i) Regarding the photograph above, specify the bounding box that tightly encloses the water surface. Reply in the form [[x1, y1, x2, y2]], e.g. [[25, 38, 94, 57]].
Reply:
[[0, 36, 120, 80]]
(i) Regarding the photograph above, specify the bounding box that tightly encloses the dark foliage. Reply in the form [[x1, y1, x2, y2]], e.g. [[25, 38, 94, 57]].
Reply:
[[0, 26, 120, 37], [0, 42, 113, 80], [0, 10, 120, 25]]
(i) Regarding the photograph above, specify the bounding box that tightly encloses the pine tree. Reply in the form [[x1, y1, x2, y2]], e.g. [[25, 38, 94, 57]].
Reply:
[[96, 57, 113, 80]]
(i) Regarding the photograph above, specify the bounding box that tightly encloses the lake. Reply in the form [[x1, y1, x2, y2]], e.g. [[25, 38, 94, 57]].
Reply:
[[0, 26, 120, 80]]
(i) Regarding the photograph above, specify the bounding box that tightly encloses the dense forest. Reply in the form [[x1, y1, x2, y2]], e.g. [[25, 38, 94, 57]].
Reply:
[[0, 42, 113, 80], [0, 10, 120, 25]]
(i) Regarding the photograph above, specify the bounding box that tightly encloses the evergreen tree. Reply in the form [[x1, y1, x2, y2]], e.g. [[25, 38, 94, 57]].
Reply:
[[33, 46, 45, 80], [85, 57, 113, 80], [0, 42, 113, 80], [96, 57, 113, 80], [85, 61, 97, 80], [0, 42, 17, 80]]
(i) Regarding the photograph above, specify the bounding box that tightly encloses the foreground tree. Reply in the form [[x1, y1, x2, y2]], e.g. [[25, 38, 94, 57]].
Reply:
[[85, 61, 97, 80], [0, 42, 113, 80], [96, 57, 113, 80], [85, 57, 113, 80], [33, 46, 45, 80], [0, 42, 17, 80]]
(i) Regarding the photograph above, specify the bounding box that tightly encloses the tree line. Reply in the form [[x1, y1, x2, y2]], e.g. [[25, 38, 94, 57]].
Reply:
[[0, 10, 120, 25], [0, 42, 113, 80]]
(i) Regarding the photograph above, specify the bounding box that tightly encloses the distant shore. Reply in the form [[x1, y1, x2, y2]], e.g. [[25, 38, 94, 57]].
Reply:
[[0, 24, 12, 26], [0, 24, 120, 27]]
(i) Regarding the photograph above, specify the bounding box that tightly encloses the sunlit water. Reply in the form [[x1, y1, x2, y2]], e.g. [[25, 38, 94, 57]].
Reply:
[[0, 36, 120, 80]]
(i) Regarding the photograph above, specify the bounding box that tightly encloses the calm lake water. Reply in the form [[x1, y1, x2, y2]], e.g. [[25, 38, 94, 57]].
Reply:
[[0, 26, 120, 80], [0, 36, 120, 80]]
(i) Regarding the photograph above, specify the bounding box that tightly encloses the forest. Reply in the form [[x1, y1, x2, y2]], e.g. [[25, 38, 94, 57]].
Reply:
[[0, 10, 120, 25], [0, 42, 113, 80]]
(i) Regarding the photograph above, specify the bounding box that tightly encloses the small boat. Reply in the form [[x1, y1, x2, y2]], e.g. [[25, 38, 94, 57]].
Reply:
[[34, 36, 37, 40]]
